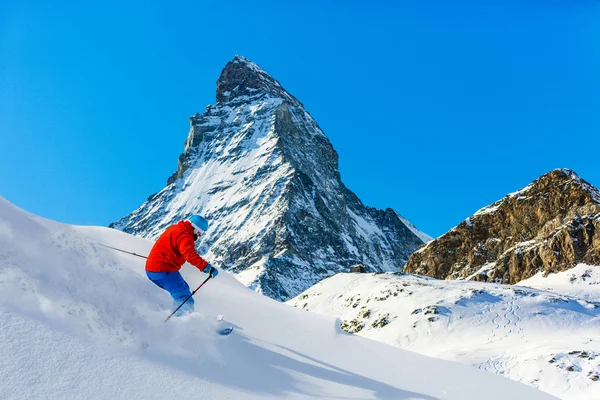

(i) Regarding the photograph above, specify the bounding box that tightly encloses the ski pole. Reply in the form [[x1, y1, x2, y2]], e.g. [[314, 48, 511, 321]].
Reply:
[[99, 243, 148, 259], [165, 275, 212, 323]]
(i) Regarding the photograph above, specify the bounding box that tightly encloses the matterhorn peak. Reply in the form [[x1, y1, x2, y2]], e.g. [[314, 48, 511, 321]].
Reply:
[[216, 55, 297, 105], [113, 56, 428, 301]]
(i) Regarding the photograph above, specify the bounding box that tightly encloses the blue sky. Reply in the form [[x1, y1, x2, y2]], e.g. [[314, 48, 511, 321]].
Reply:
[[1, 0, 599, 238]]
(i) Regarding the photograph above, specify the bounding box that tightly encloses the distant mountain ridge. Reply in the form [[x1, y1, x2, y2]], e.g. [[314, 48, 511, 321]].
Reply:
[[405, 168, 600, 283], [111, 55, 429, 301]]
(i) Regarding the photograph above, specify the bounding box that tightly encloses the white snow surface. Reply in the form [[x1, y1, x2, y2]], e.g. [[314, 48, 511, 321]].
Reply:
[[0, 196, 557, 400], [289, 271, 600, 400], [520, 264, 600, 303]]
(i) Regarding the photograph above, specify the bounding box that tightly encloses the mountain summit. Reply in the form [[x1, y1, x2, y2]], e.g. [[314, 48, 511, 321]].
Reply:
[[111, 56, 429, 301], [216, 55, 296, 104], [405, 168, 600, 283]]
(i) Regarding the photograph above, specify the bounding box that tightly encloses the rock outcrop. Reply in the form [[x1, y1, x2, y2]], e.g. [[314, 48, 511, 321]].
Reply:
[[404, 169, 600, 283]]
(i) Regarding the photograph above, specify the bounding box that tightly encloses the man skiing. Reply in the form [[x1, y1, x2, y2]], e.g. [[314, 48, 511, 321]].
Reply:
[[145, 215, 218, 316]]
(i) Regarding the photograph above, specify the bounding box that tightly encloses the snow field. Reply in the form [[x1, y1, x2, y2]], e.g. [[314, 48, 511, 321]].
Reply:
[[289, 271, 600, 399]]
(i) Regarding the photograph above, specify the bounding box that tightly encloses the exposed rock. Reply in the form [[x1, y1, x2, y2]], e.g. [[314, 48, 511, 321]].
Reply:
[[371, 313, 390, 328], [340, 318, 364, 334], [349, 263, 365, 273], [405, 169, 600, 284], [215, 55, 298, 105], [423, 305, 440, 315]]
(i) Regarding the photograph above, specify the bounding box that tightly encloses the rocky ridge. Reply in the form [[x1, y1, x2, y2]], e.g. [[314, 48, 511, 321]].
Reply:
[[404, 169, 600, 283]]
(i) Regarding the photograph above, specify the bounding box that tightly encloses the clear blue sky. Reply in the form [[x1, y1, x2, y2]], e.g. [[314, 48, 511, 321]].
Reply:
[[2, 0, 599, 238]]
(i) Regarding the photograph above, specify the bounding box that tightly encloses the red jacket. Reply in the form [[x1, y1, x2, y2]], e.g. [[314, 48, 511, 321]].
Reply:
[[145, 220, 209, 273]]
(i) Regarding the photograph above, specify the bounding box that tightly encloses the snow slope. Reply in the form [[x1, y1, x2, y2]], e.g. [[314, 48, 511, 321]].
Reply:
[[288, 271, 600, 400], [521, 264, 600, 303], [0, 195, 556, 400]]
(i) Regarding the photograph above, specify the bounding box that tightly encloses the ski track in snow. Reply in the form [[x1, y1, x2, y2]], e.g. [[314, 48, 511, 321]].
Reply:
[[502, 300, 514, 338], [488, 304, 501, 343], [513, 299, 525, 340]]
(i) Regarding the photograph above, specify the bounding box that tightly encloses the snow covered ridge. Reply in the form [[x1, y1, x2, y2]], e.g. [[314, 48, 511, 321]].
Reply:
[[216, 55, 294, 105], [554, 168, 600, 205], [288, 269, 600, 400], [395, 210, 434, 242], [0, 196, 556, 400], [111, 55, 430, 301], [405, 168, 600, 285], [472, 169, 600, 217]]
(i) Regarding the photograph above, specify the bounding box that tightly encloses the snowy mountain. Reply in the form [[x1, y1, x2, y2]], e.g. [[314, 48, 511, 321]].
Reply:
[[0, 196, 557, 400], [111, 55, 428, 301], [288, 268, 600, 399], [405, 168, 600, 284]]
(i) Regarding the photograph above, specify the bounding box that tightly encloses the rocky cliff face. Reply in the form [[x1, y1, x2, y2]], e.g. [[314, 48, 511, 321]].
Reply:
[[111, 55, 429, 301], [404, 169, 600, 283]]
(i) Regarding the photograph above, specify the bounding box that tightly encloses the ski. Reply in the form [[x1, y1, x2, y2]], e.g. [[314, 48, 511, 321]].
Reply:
[[215, 314, 233, 335], [216, 327, 234, 336]]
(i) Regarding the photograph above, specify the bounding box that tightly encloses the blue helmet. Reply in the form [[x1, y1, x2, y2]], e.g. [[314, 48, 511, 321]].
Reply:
[[189, 214, 209, 233]]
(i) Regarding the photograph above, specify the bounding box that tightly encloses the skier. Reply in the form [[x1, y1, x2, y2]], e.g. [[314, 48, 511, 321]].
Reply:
[[145, 215, 219, 316]]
